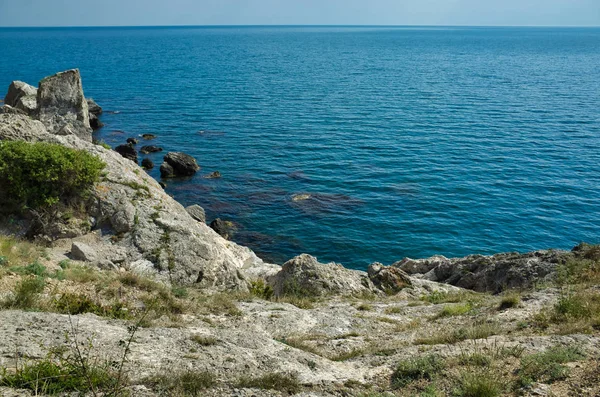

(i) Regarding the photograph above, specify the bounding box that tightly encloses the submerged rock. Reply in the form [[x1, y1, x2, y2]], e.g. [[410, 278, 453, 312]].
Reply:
[[159, 162, 175, 178], [162, 152, 200, 177], [210, 218, 236, 239], [205, 171, 222, 179], [114, 144, 138, 164], [140, 145, 162, 154], [4, 81, 37, 107], [269, 254, 377, 297], [292, 193, 311, 202], [89, 113, 104, 130], [127, 137, 138, 145], [36, 69, 92, 141], [142, 133, 157, 140], [186, 205, 206, 224]]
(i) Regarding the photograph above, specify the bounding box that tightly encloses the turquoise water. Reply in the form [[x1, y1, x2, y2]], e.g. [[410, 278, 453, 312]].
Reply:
[[1, 26, 599, 268]]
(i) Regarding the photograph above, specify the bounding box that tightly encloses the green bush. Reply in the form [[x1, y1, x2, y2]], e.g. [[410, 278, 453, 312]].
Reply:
[[0, 141, 105, 210], [454, 370, 503, 397], [3, 277, 46, 309]]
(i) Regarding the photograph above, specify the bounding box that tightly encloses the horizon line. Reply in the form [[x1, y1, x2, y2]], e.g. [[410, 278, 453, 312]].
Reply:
[[1, 23, 599, 29]]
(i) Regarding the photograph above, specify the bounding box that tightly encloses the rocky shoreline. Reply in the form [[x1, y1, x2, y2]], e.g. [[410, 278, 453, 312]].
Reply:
[[0, 70, 598, 397]]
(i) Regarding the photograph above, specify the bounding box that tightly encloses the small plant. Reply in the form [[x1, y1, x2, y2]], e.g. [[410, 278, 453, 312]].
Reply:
[[171, 286, 189, 298], [518, 345, 586, 387], [3, 276, 46, 309], [454, 369, 503, 397], [458, 352, 492, 367], [236, 372, 301, 393], [250, 279, 274, 300], [436, 302, 473, 318], [384, 306, 404, 314], [357, 303, 373, 311], [392, 354, 445, 388], [498, 292, 521, 310]]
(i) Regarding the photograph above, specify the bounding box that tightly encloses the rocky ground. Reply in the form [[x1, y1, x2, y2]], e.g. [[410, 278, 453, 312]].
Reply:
[[0, 70, 599, 396]]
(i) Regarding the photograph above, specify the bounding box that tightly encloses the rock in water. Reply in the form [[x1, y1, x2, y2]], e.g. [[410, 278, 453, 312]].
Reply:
[[140, 145, 163, 154], [89, 113, 104, 130], [269, 254, 377, 297], [127, 138, 138, 145], [115, 144, 138, 164], [186, 205, 206, 223], [210, 218, 236, 239], [159, 162, 175, 178], [142, 133, 157, 140], [4, 81, 37, 107], [36, 69, 92, 141], [368, 263, 412, 294], [141, 158, 154, 169], [162, 152, 200, 177], [86, 98, 103, 115], [205, 171, 222, 179]]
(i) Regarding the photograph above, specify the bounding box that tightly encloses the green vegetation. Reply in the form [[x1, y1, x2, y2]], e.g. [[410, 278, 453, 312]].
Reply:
[[0, 141, 104, 210], [249, 279, 274, 300], [415, 322, 497, 345], [498, 292, 521, 310], [2, 277, 46, 310], [454, 370, 503, 397], [435, 302, 473, 318], [236, 373, 301, 393], [518, 346, 586, 387], [392, 354, 445, 388]]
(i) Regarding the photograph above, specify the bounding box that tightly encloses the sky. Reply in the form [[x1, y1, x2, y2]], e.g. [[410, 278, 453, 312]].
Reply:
[[0, 0, 598, 27]]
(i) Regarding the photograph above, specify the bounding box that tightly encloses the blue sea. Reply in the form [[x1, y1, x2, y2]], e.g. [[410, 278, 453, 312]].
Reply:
[[1, 26, 599, 269]]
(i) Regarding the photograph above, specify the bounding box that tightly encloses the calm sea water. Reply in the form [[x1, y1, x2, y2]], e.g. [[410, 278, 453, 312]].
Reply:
[[1, 26, 599, 268]]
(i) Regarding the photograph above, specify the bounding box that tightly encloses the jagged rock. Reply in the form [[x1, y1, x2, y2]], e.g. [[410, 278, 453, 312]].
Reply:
[[162, 152, 200, 177], [269, 254, 376, 297], [0, 113, 48, 141], [14, 95, 37, 116], [368, 263, 412, 294], [159, 162, 175, 178], [186, 205, 206, 223], [4, 81, 37, 107], [71, 241, 127, 266], [0, 105, 26, 115], [36, 69, 92, 141], [140, 145, 162, 154], [142, 133, 156, 140], [210, 218, 236, 239], [127, 138, 138, 145], [395, 250, 569, 293], [86, 98, 102, 115], [114, 144, 138, 163], [141, 158, 154, 169], [89, 113, 104, 130], [205, 171, 222, 179]]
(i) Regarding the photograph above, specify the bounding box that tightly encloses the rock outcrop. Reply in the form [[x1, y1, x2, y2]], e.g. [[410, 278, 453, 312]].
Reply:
[[87, 98, 103, 115], [0, 72, 268, 290], [269, 254, 376, 297], [161, 152, 200, 177], [3, 81, 37, 107], [14, 95, 37, 116], [368, 263, 412, 294], [394, 250, 568, 293], [209, 218, 236, 240], [36, 69, 92, 141]]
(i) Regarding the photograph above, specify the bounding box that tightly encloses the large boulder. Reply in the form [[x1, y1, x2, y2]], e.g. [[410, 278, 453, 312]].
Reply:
[[36, 69, 92, 142], [4, 81, 37, 107], [394, 250, 569, 293], [269, 254, 376, 297], [209, 218, 236, 239], [368, 263, 412, 294], [161, 152, 200, 177], [14, 95, 37, 116]]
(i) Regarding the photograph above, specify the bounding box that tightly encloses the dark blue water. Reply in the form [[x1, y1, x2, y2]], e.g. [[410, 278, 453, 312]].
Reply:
[[1, 26, 599, 268]]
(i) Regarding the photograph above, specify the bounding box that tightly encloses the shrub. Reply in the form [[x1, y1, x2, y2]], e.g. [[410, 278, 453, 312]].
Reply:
[[498, 292, 521, 310], [392, 354, 445, 388], [0, 141, 105, 210], [3, 277, 46, 309], [236, 372, 301, 393], [436, 302, 473, 318], [250, 279, 274, 300]]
